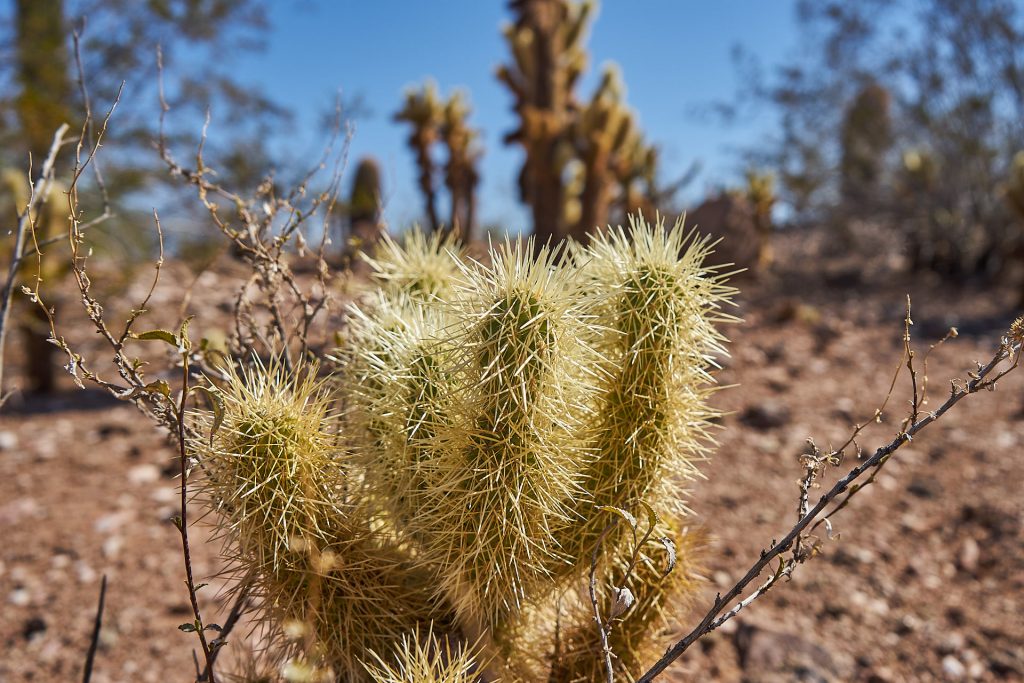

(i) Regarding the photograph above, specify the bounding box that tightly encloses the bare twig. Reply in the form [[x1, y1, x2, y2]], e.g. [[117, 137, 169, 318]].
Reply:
[[589, 522, 618, 683], [174, 347, 218, 682], [199, 579, 253, 682], [635, 322, 1022, 682], [81, 574, 108, 683]]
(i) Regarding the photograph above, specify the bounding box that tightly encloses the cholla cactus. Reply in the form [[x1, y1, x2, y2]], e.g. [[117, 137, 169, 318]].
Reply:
[[194, 360, 454, 681], [395, 82, 445, 233], [195, 214, 732, 681], [365, 629, 481, 683]]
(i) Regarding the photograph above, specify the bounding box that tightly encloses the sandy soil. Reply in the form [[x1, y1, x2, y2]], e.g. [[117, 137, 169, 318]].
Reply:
[[1, 235, 1022, 682]]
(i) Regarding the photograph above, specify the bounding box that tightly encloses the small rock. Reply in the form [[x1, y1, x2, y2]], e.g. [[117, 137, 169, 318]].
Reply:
[[941, 655, 966, 680], [22, 616, 46, 641], [957, 538, 980, 573], [8, 588, 30, 606], [95, 510, 133, 533], [865, 666, 895, 683], [76, 562, 97, 584], [988, 648, 1024, 676], [0, 431, 17, 451], [128, 463, 160, 485], [906, 476, 942, 499], [97, 423, 131, 439], [739, 400, 791, 431], [102, 535, 123, 559], [938, 632, 965, 655], [945, 606, 967, 626], [734, 623, 841, 680]]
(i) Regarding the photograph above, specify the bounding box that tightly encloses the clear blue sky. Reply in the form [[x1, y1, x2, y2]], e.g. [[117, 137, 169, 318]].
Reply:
[[225, 1, 800, 232]]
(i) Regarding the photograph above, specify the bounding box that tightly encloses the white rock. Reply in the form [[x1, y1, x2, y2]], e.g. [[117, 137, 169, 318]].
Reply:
[[942, 655, 966, 680], [128, 463, 160, 485], [8, 588, 30, 606], [0, 431, 17, 451]]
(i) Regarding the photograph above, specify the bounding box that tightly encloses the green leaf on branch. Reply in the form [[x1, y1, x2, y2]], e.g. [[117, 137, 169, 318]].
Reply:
[[132, 329, 178, 346]]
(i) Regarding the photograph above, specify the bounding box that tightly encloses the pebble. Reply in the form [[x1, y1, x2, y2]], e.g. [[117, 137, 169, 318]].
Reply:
[[128, 463, 161, 485], [95, 510, 134, 533], [0, 430, 17, 451], [8, 588, 30, 606], [22, 616, 46, 641], [76, 561, 97, 584], [941, 655, 966, 680], [938, 632, 965, 655], [102, 535, 123, 559], [957, 538, 980, 573]]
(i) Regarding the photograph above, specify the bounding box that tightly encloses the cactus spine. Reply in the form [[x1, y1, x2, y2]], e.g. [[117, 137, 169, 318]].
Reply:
[[195, 214, 731, 681]]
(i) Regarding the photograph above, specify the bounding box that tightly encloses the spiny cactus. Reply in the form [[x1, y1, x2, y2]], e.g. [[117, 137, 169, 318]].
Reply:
[[555, 221, 731, 568], [547, 523, 707, 683], [743, 169, 776, 271], [346, 157, 385, 259], [441, 92, 482, 240], [499, 0, 662, 243], [365, 629, 482, 683], [395, 82, 445, 234], [194, 360, 455, 681], [361, 228, 467, 302], [195, 213, 731, 681], [395, 83, 483, 241]]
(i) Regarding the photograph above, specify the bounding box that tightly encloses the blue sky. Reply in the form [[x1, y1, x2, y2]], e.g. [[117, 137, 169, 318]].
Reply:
[[217, 2, 800, 231]]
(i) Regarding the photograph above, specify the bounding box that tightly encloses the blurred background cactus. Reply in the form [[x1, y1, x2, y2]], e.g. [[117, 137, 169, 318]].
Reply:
[[496, 0, 664, 245], [395, 83, 483, 241], [193, 214, 732, 681], [344, 157, 385, 261]]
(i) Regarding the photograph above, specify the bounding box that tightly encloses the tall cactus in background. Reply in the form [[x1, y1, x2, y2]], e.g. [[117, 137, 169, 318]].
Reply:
[[499, 0, 662, 243], [744, 169, 776, 271], [839, 82, 892, 211], [441, 92, 482, 241], [396, 84, 483, 241], [346, 157, 385, 258], [194, 214, 732, 681], [498, 0, 591, 245], [395, 82, 445, 234], [569, 65, 648, 242]]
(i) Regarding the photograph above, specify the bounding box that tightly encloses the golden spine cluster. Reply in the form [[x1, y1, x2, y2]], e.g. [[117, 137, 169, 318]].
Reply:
[[195, 215, 732, 681]]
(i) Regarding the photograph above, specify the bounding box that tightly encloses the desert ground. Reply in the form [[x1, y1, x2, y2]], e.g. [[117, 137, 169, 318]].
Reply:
[[1, 229, 1022, 682]]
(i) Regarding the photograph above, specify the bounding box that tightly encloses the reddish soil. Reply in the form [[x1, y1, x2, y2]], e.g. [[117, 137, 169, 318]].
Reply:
[[1, 232, 1022, 682]]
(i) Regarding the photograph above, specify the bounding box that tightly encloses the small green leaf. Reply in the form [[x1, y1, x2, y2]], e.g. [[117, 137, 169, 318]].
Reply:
[[178, 316, 195, 353], [638, 500, 660, 535], [596, 505, 637, 530], [189, 386, 225, 441], [194, 583, 208, 592], [143, 379, 171, 398], [132, 329, 178, 345], [170, 516, 183, 531], [177, 623, 197, 633], [204, 623, 222, 632]]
